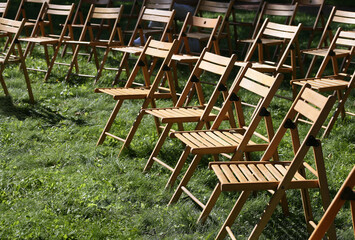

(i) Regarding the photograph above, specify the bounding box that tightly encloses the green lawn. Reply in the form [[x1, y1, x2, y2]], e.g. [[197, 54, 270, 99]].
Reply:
[[0, 3, 355, 240]]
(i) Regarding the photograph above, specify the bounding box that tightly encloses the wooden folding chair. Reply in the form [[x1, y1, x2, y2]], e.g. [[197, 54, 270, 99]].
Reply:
[[19, 3, 75, 82], [63, 5, 124, 82], [169, 13, 222, 88], [97, 7, 175, 85], [303, 7, 355, 78], [193, 0, 234, 55], [0, 18, 34, 103], [118, 50, 238, 163], [95, 38, 179, 148], [15, 0, 52, 35], [123, 0, 174, 41], [166, 69, 283, 208], [206, 85, 337, 240], [291, 29, 355, 138], [237, 2, 298, 59], [292, 0, 326, 49], [0, 1, 9, 18], [60, 0, 112, 58], [230, 0, 264, 53], [235, 19, 303, 81], [309, 166, 354, 240]]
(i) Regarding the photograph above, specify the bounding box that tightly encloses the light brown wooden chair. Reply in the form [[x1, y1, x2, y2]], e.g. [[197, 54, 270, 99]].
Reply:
[[0, 18, 34, 103], [291, 29, 355, 138], [62, 5, 124, 83], [122, 0, 175, 42], [0, 1, 9, 18], [60, 0, 112, 57], [95, 38, 179, 148], [309, 165, 354, 240], [98, 7, 175, 85], [302, 7, 355, 78], [193, 0, 234, 55], [292, 0, 326, 49], [20, 3, 75, 82], [235, 19, 303, 81], [15, 0, 51, 35], [230, 0, 263, 52], [170, 13, 222, 87], [237, 2, 299, 59], [120, 50, 238, 163], [166, 68, 283, 202], [207, 85, 337, 240]]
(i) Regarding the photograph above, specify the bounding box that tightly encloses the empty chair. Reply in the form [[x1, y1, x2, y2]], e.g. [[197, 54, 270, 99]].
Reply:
[[193, 0, 235, 55], [291, 29, 355, 138], [208, 85, 337, 239], [0, 18, 34, 103], [230, 0, 263, 50], [20, 3, 75, 82], [97, 7, 175, 85], [62, 5, 124, 82], [292, 0, 326, 49], [235, 19, 303, 80], [302, 7, 355, 77], [237, 2, 298, 58], [95, 38, 179, 148], [0, 0, 9, 17]]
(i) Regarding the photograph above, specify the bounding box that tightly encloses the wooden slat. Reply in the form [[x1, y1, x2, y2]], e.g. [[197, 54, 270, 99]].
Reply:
[[294, 100, 320, 122], [229, 164, 248, 182], [263, 28, 295, 39], [244, 68, 276, 87], [238, 164, 258, 182], [212, 165, 230, 184], [221, 165, 238, 183], [145, 47, 169, 58], [239, 78, 269, 97], [301, 87, 329, 108], [248, 164, 267, 182], [265, 164, 283, 181], [257, 164, 277, 181], [199, 60, 226, 75], [203, 51, 231, 66]]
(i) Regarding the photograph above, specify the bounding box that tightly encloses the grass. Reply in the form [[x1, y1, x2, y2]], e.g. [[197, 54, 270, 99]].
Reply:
[[1, 5, 355, 240]]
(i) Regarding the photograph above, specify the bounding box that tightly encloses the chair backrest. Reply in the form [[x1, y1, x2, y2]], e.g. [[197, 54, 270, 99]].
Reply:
[[315, 28, 355, 77], [30, 3, 75, 40], [232, 0, 264, 26], [292, 0, 325, 27], [245, 19, 303, 72], [15, 0, 50, 22], [143, 0, 174, 11], [207, 67, 284, 160], [261, 85, 336, 163], [127, 7, 175, 46], [175, 49, 237, 110], [194, 0, 235, 37], [176, 13, 222, 54], [125, 37, 178, 90], [317, 7, 355, 49], [71, 0, 112, 27], [76, 5, 124, 46], [0, 18, 26, 62], [252, 2, 298, 39], [0, 1, 9, 18]]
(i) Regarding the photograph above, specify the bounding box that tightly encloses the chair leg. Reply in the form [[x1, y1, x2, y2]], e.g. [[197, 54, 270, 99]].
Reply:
[[95, 47, 111, 85], [21, 60, 34, 104], [166, 146, 191, 189], [144, 122, 174, 172], [305, 55, 318, 78], [0, 70, 9, 96], [44, 44, 63, 82], [65, 45, 81, 82], [97, 99, 124, 146], [112, 52, 130, 86], [215, 190, 252, 240], [197, 183, 222, 224], [168, 154, 202, 205]]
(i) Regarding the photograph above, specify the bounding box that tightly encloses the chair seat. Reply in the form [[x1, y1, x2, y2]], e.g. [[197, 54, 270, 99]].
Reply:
[[111, 46, 143, 55], [144, 106, 219, 123], [235, 61, 292, 73], [238, 38, 285, 46], [94, 87, 172, 100], [292, 77, 349, 92], [172, 129, 268, 154], [186, 32, 211, 41], [172, 54, 200, 63], [210, 161, 319, 191], [302, 48, 351, 57], [19, 36, 59, 44]]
